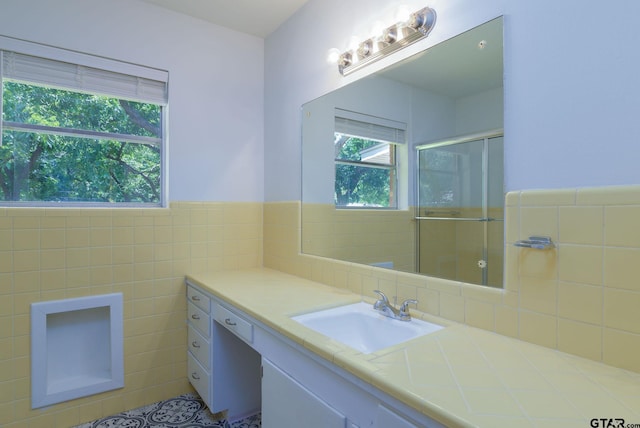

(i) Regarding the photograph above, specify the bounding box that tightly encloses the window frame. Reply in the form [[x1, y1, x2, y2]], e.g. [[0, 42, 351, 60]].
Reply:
[[333, 109, 406, 210], [0, 36, 169, 208], [334, 136, 399, 209]]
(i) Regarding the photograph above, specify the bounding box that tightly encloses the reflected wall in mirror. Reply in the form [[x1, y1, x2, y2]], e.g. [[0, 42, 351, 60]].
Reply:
[[302, 17, 504, 287]]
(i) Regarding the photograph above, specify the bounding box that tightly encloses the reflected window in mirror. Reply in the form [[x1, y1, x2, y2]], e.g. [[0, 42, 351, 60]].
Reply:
[[335, 136, 397, 208], [333, 110, 406, 209]]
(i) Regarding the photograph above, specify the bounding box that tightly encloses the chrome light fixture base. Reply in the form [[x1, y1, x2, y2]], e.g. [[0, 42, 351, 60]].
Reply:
[[338, 7, 436, 76]]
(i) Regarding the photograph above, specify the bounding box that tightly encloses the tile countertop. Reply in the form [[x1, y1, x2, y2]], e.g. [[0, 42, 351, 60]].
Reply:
[[186, 268, 640, 428]]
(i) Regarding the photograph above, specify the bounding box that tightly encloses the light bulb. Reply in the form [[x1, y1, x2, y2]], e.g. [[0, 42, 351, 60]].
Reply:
[[348, 36, 360, 52], [338, 52, 353, 68], [357, 39, 373, 59], [327, 48, 341, 64], [371, 20, 384, 38], [395, 5, 411, 23]]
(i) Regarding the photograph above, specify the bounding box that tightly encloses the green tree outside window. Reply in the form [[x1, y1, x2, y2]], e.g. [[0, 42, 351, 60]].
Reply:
[[1, 82, 162, 203]]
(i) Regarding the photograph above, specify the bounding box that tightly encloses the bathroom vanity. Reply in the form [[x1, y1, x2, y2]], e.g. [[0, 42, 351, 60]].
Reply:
[[186, 277, 436, 427], [186, 268, 640, 427], [186, 285, 261, 417]]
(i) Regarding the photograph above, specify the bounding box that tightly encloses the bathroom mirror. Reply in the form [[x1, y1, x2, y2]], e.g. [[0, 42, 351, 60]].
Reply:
[[302, 17, 504, 288]]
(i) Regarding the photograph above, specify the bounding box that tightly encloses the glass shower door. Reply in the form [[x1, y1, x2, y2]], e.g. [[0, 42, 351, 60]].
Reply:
[[416, 132, 503, 287]]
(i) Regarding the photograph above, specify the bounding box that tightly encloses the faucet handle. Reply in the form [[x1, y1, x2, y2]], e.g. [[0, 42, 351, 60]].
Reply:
[[399, 299, 418, 319], [373, 290, 389, 310]]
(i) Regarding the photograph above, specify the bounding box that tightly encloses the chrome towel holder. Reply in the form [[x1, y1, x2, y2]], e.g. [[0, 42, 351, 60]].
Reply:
[[514, 236, 555, 250]]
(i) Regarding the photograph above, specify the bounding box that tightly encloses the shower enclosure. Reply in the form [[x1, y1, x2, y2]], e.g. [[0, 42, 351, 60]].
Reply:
[[416, 130, 504, 287]]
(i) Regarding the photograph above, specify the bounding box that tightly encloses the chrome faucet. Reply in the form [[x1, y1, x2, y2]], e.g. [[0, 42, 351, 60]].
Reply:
[[373, 290, 418, 321]]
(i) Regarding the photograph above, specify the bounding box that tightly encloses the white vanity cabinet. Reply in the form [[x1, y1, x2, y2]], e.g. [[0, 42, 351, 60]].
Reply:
[[186, 284, 261, 419], [185, 280, 443, 428], [254, 323, 433, 428]]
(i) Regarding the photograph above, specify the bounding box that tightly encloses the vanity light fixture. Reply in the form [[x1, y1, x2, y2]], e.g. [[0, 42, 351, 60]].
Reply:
[[337, 6, 436, 76]]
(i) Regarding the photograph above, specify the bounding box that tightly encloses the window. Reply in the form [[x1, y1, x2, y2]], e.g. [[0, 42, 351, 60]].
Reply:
[[0, 43, 168, 206], [334, 110, 406, 208]]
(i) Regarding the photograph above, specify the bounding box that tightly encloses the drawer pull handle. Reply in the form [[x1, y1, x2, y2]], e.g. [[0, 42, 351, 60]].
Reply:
[[191, 372, 200, 380], [191, 295, 201, 301], [191, 314, 200, 320], [224, 318, 237, 326], [191, 341, 200, 348]]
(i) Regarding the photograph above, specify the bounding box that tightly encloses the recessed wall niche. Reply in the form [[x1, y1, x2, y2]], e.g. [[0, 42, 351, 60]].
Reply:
[[31, 293, 124, 409]]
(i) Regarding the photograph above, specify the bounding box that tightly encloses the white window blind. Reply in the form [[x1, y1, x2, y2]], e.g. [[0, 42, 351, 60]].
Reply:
[[334, 108, 406, 145], [2, 51, 167, 105]]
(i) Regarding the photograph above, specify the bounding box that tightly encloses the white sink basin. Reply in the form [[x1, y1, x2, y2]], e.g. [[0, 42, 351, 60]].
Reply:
[[291, 302, 444, 354]]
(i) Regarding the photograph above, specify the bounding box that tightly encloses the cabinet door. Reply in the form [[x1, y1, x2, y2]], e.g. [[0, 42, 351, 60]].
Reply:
[[376, 404, 419, 428], [262, 358, 346, 428]]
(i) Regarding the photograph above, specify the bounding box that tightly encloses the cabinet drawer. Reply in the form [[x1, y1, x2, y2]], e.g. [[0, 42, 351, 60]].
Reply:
[[187, 353, 210, 406], [188, 325, 210, 369], [188, 302, 210, 337], [214, 303, 253, 344], [187, 285, 210, 313]]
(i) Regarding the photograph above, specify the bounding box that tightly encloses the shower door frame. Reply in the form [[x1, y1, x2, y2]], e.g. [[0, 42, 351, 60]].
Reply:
[[415, 128, 504, 286]]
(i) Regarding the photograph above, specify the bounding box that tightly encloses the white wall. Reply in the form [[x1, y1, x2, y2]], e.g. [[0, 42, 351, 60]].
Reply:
[[265, 0, 640, 200], [1, 0, 265, 202]]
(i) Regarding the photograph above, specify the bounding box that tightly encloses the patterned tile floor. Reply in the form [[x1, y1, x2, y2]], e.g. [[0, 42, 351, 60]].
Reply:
[[74, 393, 261, 428]]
